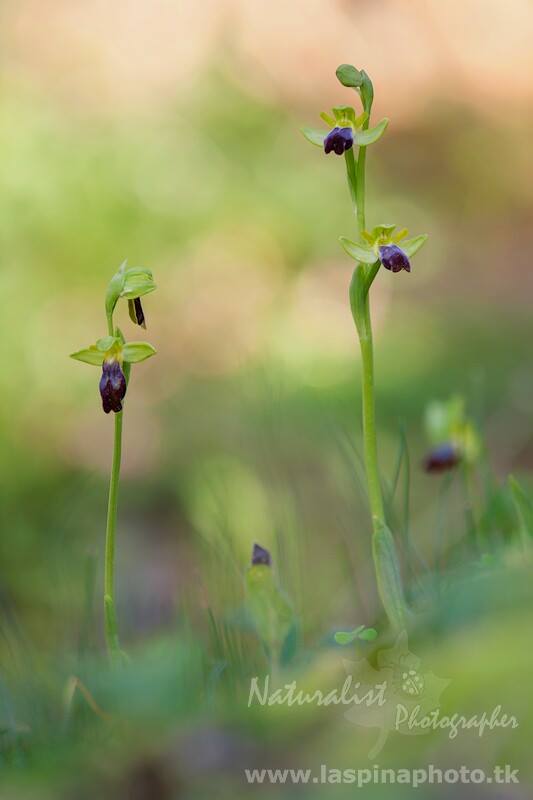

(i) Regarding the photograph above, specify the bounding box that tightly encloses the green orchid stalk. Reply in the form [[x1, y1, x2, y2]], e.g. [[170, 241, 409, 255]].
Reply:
[[71, 261, 157, 661], [302, 64, 428, 632]]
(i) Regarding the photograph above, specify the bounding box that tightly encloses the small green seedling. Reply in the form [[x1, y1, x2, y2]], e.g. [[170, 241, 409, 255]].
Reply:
[[334, 626, 378, 645]]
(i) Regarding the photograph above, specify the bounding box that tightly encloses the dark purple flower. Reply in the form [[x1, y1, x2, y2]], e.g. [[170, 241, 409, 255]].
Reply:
[[324, 127, 353, 156], [99, 359, 127, 414], [129, 297, 146, 328], [378, 244, 411, 273], [423, 443, 461, 474], [251, 543, 271, 567]]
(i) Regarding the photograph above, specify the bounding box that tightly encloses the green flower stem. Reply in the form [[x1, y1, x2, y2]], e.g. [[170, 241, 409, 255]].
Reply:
[[357, 285, 407, 631], [358, 294, 385, 525], [104, 409, 123, 660], [355, 144, 367, 233], [347, 140, 408, 632], [351, 144, 384, 525], [344, 148, 358, 213], [103, 310, 122, 661], [106, 311, 114, 339]]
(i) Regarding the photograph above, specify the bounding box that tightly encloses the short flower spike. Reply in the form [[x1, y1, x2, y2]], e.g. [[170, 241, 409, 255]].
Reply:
[[70, 260, 157, 662]]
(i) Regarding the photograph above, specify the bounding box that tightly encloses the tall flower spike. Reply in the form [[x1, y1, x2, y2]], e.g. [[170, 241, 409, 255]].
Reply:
[[302, 65, 427, 633]]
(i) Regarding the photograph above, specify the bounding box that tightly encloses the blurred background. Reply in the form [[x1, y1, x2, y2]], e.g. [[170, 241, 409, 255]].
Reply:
[[0, 1, 532, 797]]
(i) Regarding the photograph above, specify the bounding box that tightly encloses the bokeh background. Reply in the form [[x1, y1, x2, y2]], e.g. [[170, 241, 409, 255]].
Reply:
[[1, 1, 532, 797]]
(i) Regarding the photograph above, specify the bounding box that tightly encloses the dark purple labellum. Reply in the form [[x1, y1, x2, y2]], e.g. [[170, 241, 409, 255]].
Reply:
[[129, 297, 146, 328], [423, 443, 461, 474], [324, 127, 354, 156], [378, 244, 411, 273], [99, 360, 127, 414], [251, 543, 271, 567]]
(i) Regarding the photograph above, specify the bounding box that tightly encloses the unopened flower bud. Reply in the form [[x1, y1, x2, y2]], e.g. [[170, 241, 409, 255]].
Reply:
[[99, 359, 127, 414], [251, 543, 271, 566], [324, 127, 353, 156], [423, 443, 461, 474], [379, 244, 411, 273]]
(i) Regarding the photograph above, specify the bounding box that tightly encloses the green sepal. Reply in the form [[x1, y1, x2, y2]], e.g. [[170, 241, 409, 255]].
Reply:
[[70, 346, 105, 366], [353, 118, 388, 146], [122, 342, 157, 363], [124, 266, 153, 279], [336, 64, 363, 88], [120, 275, 156, 300], [96, 335, 118, 352], [402, 234, 428, 257], [372, 223, 397, 238], [362, 225, 399, 244], [332, 105, 356, 125], [105, 260, 127, 316], [301, 127, 325, 147], [340, 236, 377, 264]]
